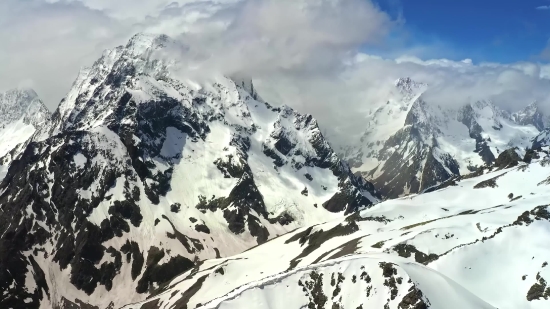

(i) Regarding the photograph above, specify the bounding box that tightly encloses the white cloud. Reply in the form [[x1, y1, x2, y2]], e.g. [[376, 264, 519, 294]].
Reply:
[[0, 0, 392, 109], [1, 0, 550, 148], [0, 0, 131, 108], [254, 55, 550, 145], [536, 5, 550, 10]]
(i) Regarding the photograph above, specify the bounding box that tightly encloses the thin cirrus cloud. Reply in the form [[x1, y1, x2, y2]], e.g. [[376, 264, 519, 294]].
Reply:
[[537, 5, 550, 10], [0, 0, 550, 145]]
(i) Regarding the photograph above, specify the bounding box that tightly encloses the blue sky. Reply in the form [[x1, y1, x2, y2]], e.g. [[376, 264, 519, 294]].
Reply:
[[371, 0, 550, 63]]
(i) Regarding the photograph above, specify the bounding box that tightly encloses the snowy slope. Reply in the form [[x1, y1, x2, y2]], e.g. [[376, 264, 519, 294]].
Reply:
[[125, 149, 550, 309], [126, 254, 494, 309], [0, 34, 378, 309], [342, 77, 543, 198]]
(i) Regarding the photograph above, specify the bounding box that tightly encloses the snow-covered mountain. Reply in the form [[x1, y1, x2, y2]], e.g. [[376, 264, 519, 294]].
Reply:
[[0, 88, 51, 181], [0, 88, 50, 158], [124, 146, 550, 309], [342, 77, 544, 198], [0, 34, 378, 309], [513, 102, 550, 131]]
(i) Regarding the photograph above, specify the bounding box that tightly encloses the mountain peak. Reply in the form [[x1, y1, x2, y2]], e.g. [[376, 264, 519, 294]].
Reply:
[[394, 77, 427, 93], [1, 87, 38, 103], [0, 87, 51, 157], [125, 33, 171, 55], [513, 101, 547, 131], [231, 74, 260, 100], [0, 87, 50, 125]]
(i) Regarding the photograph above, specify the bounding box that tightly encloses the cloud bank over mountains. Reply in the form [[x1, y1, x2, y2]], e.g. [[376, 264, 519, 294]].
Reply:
[[1, 0, 550, 143]]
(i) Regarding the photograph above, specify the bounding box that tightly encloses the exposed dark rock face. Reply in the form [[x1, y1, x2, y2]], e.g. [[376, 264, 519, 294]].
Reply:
[[523, 148, 540, 163], [494, 148, 521, 169], [390, 244, 439, 265], [398, 285, 428, 309], [458, 104, 496, 165], [194, 223, 211, 234], [287, 222, 359, 270], [0, 131, 142, 305], [526, 272, 550, 301], [367, 116, 459, 199], [136, 247, 194, 294], [474, 177, 500, 189], [301, 271, 328, 309]]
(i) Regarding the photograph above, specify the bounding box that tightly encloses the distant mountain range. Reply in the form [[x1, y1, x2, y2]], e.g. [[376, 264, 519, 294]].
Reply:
[[340, 77, 546, 198]]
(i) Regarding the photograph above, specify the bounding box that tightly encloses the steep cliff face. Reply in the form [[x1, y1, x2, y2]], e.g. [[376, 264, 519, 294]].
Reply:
[[0, 34, 378, 309]]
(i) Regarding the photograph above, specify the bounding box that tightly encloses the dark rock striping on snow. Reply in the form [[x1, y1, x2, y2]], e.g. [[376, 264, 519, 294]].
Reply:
[[390, 244, 439, 265], [162, 215, 204, 254], [300, 271, 328, 309], [0, 131, 144, 304], [136, 247, 194, 294], [287, 222, 359, 270]]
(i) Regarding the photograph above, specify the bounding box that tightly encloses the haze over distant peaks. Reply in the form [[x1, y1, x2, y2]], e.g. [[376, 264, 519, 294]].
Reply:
[[341, 77, 545, 198]]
